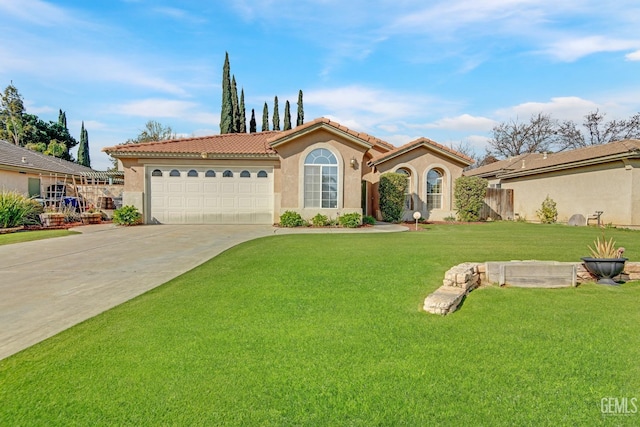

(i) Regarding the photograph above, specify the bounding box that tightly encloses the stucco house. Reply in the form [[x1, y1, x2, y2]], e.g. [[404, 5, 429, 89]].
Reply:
[[104, 118, 473, 225], [464, 139, 640, 227], [0, 139, 94, 198]]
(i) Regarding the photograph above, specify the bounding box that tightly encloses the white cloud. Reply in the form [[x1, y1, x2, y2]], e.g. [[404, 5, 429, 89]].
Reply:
[[541, 36, 640, 62], [421, 114, 497, 132], [114, 99, 198, 118], [625, 50, 640, 61], [0, 0, 74, 27], [113, 99, 217, 126], [152, 6, 207, 24], [495, 97, 600, 122]]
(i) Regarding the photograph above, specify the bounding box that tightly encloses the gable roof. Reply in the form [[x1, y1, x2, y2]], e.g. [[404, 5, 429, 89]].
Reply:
[[465, 139, 640, 179], [103, 131, 280, 158], [267, 118, 395, 152], [0, 140, 94, 175], [369, 137, 475, 166]]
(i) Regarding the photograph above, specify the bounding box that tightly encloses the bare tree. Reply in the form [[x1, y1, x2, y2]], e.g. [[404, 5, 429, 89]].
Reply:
[[489, 113, 558, 157], [557, 110, 640, 149]]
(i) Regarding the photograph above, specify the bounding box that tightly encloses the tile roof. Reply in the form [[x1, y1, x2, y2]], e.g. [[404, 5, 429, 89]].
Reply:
[[466, 139, 640, 178], [0, 140, 94, 175], [103, 131, 280, 156], [369, 137, 475, 166], [267, 117, 395, 151]]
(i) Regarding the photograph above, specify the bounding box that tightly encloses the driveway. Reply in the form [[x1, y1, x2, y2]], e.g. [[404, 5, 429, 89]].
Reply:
[[0, 223, 405, 360]]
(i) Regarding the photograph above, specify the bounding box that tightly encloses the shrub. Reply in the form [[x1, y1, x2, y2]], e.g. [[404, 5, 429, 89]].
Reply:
[[279, 210, 306, 227], [23, 198, 44, 225], [444, 215, 457, 222], [112, 205, 142, 226], [0, 190, 40, 228], [61, 204, 81, 223], [379, 172, 408, 223], [311, 213, 329, 227], [362, 215, 376, 225], [339, 212, 361, 228], [454, 176, 488, 222], [536, 196, 557, 224]]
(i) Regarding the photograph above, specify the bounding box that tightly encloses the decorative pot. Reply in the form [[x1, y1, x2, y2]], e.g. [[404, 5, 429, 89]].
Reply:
[[40, 213, 65, 228], [580, 257, 628, 285], [81, 212, 102, 225]]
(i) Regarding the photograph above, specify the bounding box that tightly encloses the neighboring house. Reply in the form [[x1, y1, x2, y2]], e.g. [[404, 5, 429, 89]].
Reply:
[[464, 139, 640, 227], [104, 118, 473, 225], [0, 140, 94, 200]]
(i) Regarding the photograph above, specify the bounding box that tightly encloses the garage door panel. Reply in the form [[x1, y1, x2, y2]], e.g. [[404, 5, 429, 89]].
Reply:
[[221, 183, 235, 194], [149, 167, 273, 224]]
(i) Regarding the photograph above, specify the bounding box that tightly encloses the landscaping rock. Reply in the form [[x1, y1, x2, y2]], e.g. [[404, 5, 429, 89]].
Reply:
[[568, 214, 587, 226], [423, 286, 467, 315]]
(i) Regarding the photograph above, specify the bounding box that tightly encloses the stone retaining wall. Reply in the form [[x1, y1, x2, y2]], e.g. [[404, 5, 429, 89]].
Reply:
[[424, 261, 640, 315]]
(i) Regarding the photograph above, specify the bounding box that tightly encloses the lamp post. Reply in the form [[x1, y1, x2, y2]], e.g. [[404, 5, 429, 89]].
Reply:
[[413, 211, 421, 231]]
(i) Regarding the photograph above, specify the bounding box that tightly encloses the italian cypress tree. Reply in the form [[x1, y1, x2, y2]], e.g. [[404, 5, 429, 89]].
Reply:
[[239, 89, 247, 133], [230, 75, 239, 133], [58, 109, 67, 129], [77, 121, 91, 167], [249, 109, 257, 133], [262, 102, 269, 131], [296, 90, 304, 126], [284, 100, 291, 131], [220, 52, 233, 134], [272, 96, 280, 131]]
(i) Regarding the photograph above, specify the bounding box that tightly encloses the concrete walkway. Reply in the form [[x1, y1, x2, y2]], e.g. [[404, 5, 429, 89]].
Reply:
[[0, 222, 405, 360]]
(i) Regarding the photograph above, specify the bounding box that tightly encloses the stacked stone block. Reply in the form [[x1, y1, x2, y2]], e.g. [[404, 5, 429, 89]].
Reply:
[[423, 263, 481, 315]]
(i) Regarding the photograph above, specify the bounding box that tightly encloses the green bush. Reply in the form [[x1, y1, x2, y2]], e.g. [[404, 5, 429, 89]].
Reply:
[[454, 176, 488, 222], [536, 196, 558, 224], [279, 210, 306, 227], [112, 205, 142, 226], [0, 190, 41, 228], [379, 172, 408, 223], [362, 215, 376, 225], [339, 212, 361, 228], [311, 213, 329, 227]]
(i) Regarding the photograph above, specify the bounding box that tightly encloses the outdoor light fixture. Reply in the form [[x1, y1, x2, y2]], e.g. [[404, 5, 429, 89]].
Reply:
[[413, 211, 421, 231], [350, 157, 357, 169]]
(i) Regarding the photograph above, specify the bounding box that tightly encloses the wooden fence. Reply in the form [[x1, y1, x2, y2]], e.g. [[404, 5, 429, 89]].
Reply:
[[480, 188, 514, 221]]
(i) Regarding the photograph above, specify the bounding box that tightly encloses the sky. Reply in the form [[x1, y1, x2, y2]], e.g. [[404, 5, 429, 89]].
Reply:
[[1, 0, 639, 170]]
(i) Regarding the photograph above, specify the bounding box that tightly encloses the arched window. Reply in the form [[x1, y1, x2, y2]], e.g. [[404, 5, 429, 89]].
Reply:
[[223, 170, 233, 178], [151, 169, 162, 177], [205, 170, 216, 178], [187, 169, 198, 177], [396, 168, 413, 210], [240, 170, 251, 178], [257, 170, 268, 178], [169, 169, 180, 177], [427, 169, 443, 209], [304, 148, 338, 208]]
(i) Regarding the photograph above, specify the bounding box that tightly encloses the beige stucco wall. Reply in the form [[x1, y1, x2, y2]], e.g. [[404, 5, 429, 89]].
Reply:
[[370, 147, 468, 221], [500, 159, 639, 226], [0, 169, 77, 197], [0, 170, 31, 194], [274, 129, 370, 220]]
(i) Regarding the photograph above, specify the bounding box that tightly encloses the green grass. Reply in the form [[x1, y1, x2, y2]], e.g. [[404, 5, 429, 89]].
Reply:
[[0, 229, 78, 246], [1, 222, 639, 425]]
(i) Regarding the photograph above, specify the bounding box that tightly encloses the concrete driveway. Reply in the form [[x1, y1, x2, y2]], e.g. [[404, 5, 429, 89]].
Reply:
[[0, 222, 405, 360]]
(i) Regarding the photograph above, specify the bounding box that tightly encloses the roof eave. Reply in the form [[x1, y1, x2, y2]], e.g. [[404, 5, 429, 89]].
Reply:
[[497, 152, 640, 179], [107, 151, 278, 159], [370, 142, 474, 167]]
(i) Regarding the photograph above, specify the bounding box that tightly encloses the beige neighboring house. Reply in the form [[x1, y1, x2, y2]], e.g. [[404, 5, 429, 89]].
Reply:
[[104, 118, 473, 225], [465, 139, 640, 227], [0, 139, 94, 199]]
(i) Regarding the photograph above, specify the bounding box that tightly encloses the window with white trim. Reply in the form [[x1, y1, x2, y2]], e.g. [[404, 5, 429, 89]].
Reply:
[[427, 169, 443, 209], [396, 168, 413, 210], [304, 148, 338, 208]]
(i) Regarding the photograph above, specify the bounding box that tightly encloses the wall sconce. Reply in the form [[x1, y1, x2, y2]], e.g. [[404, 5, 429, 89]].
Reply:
[[350, 157, 358, 169]]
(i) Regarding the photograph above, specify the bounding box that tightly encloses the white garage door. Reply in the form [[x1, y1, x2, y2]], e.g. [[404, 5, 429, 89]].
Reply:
[[149, 166, 274, 224]]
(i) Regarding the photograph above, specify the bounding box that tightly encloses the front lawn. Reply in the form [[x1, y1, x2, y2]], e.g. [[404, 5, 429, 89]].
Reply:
[[1, 223, 639, 425], [0, 229, 78, 246]]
